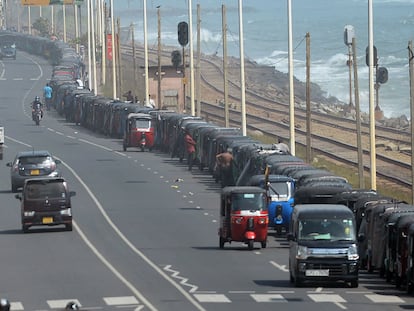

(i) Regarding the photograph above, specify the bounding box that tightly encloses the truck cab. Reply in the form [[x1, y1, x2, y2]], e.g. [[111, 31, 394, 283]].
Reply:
[[287, 204, 359, 287]]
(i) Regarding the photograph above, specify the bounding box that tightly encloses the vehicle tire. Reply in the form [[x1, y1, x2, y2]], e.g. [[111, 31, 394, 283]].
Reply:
[[396, 275, 402, 288], [289, 272, 294, 284], [35, 117, 40, 126], [294, 276, 302, 287], [276, 226, 282, 236], [407, 281, 414, 294], [350, 279, 359, 288], [261, 241, 267, 248], [386, 270, 392, 283], [123, 142, 127, 151], [141, 146, 145, 152], [65, 223, 73, 231], [219, 237, 225, 249], [248, 239, 254, 250], [11, 183, 18, 193], [367, 257, 374, 273], [22, 225, 29, 233]]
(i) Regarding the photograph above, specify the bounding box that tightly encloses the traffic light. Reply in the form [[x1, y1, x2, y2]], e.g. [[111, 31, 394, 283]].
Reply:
[[178, 21, 188, 47], [376, 67, 388, 84], [171, 50, 182, 69], [365, 46, 378, 67]]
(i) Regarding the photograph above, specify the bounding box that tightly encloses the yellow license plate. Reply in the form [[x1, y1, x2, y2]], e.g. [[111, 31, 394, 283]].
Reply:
[[42, 217, 53, 224], [30, 169, 40, 175]]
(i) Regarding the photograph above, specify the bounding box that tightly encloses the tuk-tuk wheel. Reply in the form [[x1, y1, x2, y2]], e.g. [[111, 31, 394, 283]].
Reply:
[[248, 240, 254, 250], [350, 279, 358, 288], [261, 241, 267, 248], [407, 281, 414, 294], [219, 237, 225, 249]]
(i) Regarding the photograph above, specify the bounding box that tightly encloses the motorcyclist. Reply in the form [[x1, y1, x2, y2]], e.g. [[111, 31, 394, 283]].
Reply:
[[31, 96, 43, 121], [0, 298, 10, 311]]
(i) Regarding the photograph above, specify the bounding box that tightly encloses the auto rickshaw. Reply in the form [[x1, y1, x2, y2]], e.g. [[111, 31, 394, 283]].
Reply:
[[219, 186, 268, 250], [123, 113, 154, 152]]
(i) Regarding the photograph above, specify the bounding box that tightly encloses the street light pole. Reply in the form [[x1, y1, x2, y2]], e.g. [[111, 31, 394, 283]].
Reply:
[[287, 0, 295, 155], [368, 0, 377, 191], [238, 0, 246, 136]]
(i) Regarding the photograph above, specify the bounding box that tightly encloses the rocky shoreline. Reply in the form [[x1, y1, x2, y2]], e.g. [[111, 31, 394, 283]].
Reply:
[[219, 55, 411, 132]]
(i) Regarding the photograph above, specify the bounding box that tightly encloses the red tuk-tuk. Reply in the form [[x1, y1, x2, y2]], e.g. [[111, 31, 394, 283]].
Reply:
[[219, 186, 268, 250], [123, 113, 154, 152]]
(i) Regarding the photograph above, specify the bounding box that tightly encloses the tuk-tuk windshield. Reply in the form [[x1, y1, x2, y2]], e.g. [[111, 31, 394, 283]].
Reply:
[[231, 193, 266, 211], [268, 182, 290, 200], [298, 219, 355, 241], [133, 118, 151, 129]]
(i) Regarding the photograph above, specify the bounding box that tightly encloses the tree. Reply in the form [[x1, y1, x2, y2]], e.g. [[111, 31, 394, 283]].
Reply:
[[32, 17, 51, 38]]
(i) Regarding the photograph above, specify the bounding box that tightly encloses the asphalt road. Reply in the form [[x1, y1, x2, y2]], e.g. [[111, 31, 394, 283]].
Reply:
[[0, 51, 413, 311]]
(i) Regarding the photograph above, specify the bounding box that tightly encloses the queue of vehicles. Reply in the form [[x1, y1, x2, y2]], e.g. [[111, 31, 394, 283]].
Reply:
[[4, 30, 414, 292]]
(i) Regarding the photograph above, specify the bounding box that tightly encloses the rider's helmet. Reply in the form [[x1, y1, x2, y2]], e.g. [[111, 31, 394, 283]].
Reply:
[[35, 96, 40, 102], [65, 301, 80, 310], [0, 298, 10, 311]]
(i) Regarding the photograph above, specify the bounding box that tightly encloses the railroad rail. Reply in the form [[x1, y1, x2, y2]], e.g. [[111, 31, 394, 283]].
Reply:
[[120, 44, 413, 194]]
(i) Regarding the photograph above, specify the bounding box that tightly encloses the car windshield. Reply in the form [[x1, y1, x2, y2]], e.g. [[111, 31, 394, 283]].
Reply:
[[18, 156, 52, 165], [231, 192, 266, 211], [25, 182, 66, 199], [298, 218, 356, 241]]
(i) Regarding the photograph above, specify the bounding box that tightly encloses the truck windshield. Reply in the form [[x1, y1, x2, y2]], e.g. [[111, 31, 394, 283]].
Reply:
[[298, 219, 355, 241]]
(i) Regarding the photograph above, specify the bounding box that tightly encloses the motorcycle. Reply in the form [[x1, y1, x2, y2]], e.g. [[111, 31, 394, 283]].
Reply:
[[32, 103, 43, 126]]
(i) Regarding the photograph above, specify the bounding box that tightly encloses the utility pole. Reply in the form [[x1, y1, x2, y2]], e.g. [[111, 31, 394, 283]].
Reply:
[[353, 37, 364, 189], [368, 0, 376, 191], [116, 17, 122, 96], [287, 0, 295, 155], [409, 40, 414, 203], [131, 22, 137, 101], [238, 0, 246, 136], [196, 4, 201, 117], [305, 32, 311, 164], [157, 6, 161, 109], [222, 4, 229, 127]]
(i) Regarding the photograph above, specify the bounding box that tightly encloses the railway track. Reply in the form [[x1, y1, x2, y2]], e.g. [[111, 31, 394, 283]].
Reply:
[[120, 45, 413, 195]]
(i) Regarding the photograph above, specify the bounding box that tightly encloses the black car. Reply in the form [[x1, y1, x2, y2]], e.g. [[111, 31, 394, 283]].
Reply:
[[6, 150, 62, 192], [15, 177, 76, 233], [0, 42, 16, 60]]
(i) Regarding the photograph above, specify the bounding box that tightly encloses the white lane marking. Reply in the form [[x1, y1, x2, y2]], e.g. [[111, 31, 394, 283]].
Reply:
[[194, 294, 231, 303], [47, 299, 81, 308], [73, 221, 156, 311], [308, 294, 347, 309], [164, 265, 198, 293], [103, 296, 139, 305], [77, 138, 113, 151], [251, 294, 287, 303], [57, 158, 206, 311], [4, 136, 32, 147], [270, 260, 288, 272], [9, 302, 24, 310], [365, 294, 405, 303], [13, 78, 23, 80]]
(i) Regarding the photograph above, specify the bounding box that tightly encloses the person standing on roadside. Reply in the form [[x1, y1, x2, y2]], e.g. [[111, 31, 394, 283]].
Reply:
[[184, 129, 196, 171], [43, 83, 53, 110]]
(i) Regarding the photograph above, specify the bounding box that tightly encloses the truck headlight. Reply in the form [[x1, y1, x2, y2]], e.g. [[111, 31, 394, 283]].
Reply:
[[296, 245, 309, 260], [348, 244, 359, 260]]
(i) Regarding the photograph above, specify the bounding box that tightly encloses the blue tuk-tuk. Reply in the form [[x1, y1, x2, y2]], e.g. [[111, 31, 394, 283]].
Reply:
[[246, 174, 295, 235]]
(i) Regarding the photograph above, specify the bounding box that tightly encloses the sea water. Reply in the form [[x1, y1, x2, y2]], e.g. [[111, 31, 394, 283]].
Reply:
[[114, 0, 414, 119]]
